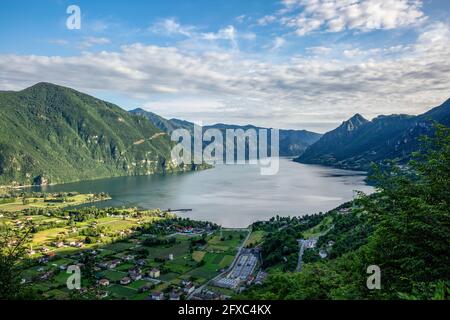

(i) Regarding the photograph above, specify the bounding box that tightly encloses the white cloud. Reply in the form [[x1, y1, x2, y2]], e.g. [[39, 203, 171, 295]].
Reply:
[[274, 0, 427, 35], [149, 20, 254, 50], [149, 18, 197, 37], [257, 15, 277, 26], [80, 37, 111, 48], [0, 22, 449, 132], [201, 25, 239, 49], [48, 37, 111, 49], [306, 46, 333, 55], [235, 15, 247, 24], [417, 22, 450, 47], [48, 39, 69, 46], [272, 37, 286, 50]]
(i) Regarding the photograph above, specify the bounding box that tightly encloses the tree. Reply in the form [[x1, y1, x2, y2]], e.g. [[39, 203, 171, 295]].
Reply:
[[0, 226, 33, 299], [360, 124, 450, 298], [239, 125, 450, 300]]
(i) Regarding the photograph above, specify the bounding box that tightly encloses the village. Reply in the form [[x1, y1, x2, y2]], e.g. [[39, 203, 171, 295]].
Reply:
[[1, 199, 268, 300]]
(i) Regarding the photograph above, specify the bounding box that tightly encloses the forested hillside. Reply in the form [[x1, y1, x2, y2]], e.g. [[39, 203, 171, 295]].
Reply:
[[240, 125, 450, 299], [0, 83, 182, 186]]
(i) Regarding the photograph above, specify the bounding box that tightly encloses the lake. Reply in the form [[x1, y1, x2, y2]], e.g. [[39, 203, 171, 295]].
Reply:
[[31, 158, 374, 228]]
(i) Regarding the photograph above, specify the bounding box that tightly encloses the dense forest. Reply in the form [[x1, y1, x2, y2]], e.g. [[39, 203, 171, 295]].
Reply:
[[0, 83, 189, 186], [239, 124, 450, 300]]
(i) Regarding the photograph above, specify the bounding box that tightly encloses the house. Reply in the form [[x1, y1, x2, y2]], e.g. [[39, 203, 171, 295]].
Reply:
[[99, 279, 110, 286], [108, 259, 121, 269], [149, 268, 160, 278], [40, 271, 53, 281], [169, 291, 181, 300], [75, 242, 84, 248], [191, 289, 224, 300], [129, 268, 142, 281], [123, 255, 134, 262], [38, 257, 49, 264], [319, 250, 328, 259], [255, 271, 268, 285], [136, 259, 146, 267], [151, 292, 164, 300], [53, 241, 64, 248], [183, 282, 195, 294], [181, 227, 194, 234], [98, 262, 108, 270], [120, 277, 131, 285]]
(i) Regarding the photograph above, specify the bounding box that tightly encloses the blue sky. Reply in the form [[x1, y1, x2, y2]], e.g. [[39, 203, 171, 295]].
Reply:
[[1, 0, 449, 132]]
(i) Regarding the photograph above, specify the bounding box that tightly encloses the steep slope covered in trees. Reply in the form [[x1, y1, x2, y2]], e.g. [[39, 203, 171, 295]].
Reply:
[[0, 83, 180, 186]]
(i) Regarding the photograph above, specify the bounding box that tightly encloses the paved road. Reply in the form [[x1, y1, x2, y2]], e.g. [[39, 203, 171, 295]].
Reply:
[[296, 238, 318, 272], [295, 240, 306, 272]]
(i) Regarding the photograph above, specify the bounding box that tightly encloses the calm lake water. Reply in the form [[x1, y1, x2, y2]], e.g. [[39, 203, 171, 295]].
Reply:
[[31, 158, 374, 228]]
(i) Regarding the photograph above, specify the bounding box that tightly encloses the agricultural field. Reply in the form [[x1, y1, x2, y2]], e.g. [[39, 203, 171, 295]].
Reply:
[[0, 193, 110, 212], [244, 230, 266, 247], [10, 207, 247, 300]]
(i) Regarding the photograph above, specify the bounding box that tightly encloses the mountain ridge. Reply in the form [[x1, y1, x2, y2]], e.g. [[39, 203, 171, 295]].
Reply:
[[130, 108, 322, 157], [295, 98, 450, 170], [0, 83, 188, 186]]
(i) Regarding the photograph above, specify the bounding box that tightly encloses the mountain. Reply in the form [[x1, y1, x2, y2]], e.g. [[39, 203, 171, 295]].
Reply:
[[295, 99, 450, 170], [130, 109, 322, 157], [129, 108, 180, 133], [0, 83, 188, 186]]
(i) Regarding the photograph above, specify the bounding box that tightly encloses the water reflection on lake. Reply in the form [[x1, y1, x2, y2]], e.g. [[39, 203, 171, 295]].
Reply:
[[32, 158, 374, 228]]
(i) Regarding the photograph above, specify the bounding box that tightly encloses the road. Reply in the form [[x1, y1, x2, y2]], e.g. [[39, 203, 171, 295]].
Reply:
[[187, 228, 252, 299], [295, 240, 306, 272], [296, 238, 318, 272]]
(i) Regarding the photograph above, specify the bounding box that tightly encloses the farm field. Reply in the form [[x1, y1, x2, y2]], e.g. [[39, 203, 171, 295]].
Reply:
[[0, 193, 110, 212], [14, 208, 247, 300], [244, 230, 266, 247]]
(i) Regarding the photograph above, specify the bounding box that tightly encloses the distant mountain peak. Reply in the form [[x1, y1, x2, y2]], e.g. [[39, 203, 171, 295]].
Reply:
[[295, 97, 450, 170], [348, 113, 367, 123], [341, 113, 368, 131], [0, 84, 176, 186], [24, 82, 65, 91]]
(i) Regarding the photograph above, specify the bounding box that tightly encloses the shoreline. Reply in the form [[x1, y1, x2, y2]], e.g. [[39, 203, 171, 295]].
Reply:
[[0, 164, 211, 190]]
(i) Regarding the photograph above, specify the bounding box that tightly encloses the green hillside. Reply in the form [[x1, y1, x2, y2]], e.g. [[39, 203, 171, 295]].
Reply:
[[0, 83, 184, 186], [239, 125, 450, 299]]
